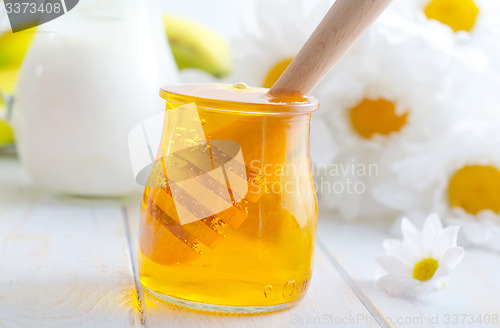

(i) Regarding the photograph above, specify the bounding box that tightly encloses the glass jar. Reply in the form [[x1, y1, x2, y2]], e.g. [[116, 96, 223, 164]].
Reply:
[[139, 83, 318, 314]]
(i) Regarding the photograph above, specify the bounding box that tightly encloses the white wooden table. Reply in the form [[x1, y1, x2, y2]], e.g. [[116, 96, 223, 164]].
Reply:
[[1, 154, 500, 328]]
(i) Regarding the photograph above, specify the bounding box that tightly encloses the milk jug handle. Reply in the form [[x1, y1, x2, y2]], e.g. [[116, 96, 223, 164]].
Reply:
[[0, 92, 14, 122]]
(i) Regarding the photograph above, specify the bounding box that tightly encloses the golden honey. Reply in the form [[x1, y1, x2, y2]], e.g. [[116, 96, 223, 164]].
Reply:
[[138, 83, 318, 314]]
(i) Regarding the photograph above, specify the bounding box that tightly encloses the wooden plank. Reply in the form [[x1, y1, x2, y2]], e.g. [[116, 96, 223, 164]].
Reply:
[[125, 202, 379, 328], [318, 216, 500, 328], [0, 157, 143, 328]]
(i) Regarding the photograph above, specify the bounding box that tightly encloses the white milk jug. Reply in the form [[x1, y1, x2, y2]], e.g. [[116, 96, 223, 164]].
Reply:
[[12, 0, 178, 196]]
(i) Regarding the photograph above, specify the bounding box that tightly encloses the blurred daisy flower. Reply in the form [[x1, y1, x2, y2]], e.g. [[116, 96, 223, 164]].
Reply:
[[229, 0, 333, 89], [376, 213, 464, 298], [391, 0, 500, 40], [374, 122, 500, 251], [389, 0, 500, 69], [313, 12, 462, 220], [228, 0, 500, 224]]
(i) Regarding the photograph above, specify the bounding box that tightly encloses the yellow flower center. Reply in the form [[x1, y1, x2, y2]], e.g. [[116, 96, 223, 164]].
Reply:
[[413, 258, 439, 281], [349, 98, 408, 139], [424, 0, 479, 32], [262, 58, 294, 89], [448, 165, 500, 215]]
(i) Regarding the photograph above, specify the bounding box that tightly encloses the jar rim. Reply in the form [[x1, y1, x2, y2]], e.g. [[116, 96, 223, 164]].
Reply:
[[160, 83, 319, 116]]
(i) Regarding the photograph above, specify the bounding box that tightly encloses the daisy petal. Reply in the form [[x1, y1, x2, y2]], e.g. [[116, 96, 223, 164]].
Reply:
[[440, 247, 465, 270], [422, 213, 443, 250], [416, 280, 437, 299], [376, 255, 411, 276], [401, 218, 423, 253], [415, 266, 451, 298], [434, 226, 460, 259], [376, 274, 395, 290], [423, 213, 443, 232], [432, 266, 451, 282], [422, 216, 439, 251], [416, 266, 450, 298], [433, 273, 452, 290], [383, 239, 418, 265], [377, 274, 420, 298]]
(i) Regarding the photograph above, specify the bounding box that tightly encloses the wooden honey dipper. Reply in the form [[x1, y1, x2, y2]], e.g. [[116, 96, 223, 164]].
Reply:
[[268, 0, 393, 101]]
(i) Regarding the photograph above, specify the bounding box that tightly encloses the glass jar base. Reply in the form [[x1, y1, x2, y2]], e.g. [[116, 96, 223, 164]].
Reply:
[[143, 286, 300, 315]]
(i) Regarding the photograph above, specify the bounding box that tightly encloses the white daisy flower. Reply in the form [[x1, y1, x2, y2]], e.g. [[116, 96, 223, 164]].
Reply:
[[400, 0, 499, 30], [390, 0, 500, 42], [376, 213, 464, 298], [376, 1, 500, 121], [374, 121, 500, 251]]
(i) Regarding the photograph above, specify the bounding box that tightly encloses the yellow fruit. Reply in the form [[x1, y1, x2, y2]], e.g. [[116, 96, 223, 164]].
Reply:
[[0, 27, 36, 144], [0, 117, 14, 145], [0, 28, 36, 72], [0, 68, 19, 94], [164, 15, 231, 78], [0, 69, 17, 145]]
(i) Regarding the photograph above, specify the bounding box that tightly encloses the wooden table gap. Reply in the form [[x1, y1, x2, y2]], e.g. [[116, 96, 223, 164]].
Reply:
[[122, 206, 149, 328], [318, 238, 392, 328]]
